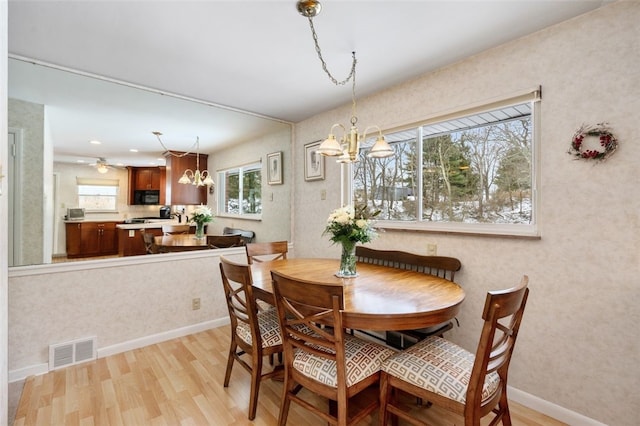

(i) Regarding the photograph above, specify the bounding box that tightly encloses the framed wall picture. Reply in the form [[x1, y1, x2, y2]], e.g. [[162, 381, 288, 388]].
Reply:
[[267, 151, 283, 185], [304, 141, 325, 181]]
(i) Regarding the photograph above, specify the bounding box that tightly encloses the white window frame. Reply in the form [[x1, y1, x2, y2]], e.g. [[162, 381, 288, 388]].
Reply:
[[216, 161, 262, 220], [76, 177, 119, 213], [351, 88, 541, 238]]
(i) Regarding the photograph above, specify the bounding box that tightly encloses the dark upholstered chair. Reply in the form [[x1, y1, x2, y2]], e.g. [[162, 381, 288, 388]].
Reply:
[[223, 227, 255, 244]]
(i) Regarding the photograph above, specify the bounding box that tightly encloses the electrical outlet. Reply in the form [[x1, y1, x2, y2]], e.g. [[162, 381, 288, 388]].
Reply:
[[192, 298, 201, 310], [427, 243, 437, 256], [321, 189, 326, 200]]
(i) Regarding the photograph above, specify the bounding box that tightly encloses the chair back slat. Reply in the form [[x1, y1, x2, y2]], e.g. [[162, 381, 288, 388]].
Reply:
[[355, 246, 461, 281], [246, 241, 288, 264], [162, 224, 190, 235], [466, 276, 529, 412], [219, 257, 261, 346], [208, 234, 245, 248], [141, 230, 164, 254], [270, 271, 345, 382]]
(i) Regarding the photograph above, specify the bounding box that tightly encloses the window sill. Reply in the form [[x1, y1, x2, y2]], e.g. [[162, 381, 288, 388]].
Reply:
[[376, 221, 540, 240], [215, 213, 262, 221]]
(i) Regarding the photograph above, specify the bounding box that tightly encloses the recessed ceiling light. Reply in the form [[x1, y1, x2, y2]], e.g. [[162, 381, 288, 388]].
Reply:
[[129, 149, 138, 153], [89, 140, 101, 145], [76, 160, 86, 163]]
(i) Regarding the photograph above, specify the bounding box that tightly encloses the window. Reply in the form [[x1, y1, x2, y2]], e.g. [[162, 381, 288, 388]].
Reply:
[[353, 90, 539, 236], [76, 178, 119, 212], [217, 162, 262, 218]]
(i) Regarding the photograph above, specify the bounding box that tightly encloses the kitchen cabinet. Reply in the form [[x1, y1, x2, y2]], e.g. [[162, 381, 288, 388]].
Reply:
[[127, 166, 166, 205], [65, 221, 119, 258], [135, 168, 162, 190], [164, 151, 208, 205], [118, 227, 164, 257]]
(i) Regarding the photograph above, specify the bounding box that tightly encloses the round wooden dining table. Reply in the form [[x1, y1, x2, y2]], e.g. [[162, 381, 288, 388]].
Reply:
[[250, 258, 465, 332]]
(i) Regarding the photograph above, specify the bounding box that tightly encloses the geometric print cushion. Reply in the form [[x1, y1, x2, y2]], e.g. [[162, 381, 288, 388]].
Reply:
[[292, 334, 397, 388], [381, 336, 500, 404], [235, 306, 282, 348]]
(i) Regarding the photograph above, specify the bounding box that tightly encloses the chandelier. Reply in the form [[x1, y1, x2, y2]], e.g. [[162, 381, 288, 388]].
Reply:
[[297, 0, 394, 163], [153, 131, 214, 186]]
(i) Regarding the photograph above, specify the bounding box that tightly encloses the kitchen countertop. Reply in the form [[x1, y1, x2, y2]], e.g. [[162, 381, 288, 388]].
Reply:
[[63, 219, 195, 230], [116, 220, 191, 230]]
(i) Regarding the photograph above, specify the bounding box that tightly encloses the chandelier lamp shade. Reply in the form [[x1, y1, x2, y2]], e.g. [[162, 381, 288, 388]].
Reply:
[[297, 0, 394, 164], [153, 131, 214, 187]]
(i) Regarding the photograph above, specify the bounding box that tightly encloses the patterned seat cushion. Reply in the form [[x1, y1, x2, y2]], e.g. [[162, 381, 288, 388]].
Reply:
[[236, 307, 282, 348], [292, 335, 396, 388], [381, 336, 500, 404]]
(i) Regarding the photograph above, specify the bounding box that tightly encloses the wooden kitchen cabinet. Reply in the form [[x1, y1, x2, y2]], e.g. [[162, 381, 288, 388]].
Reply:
[[118, 227, 164, 257], [135, 168, 162, 190], [127, 166, 166, 205], [164, 151, 208, 205], [65, 221, 119, 258]]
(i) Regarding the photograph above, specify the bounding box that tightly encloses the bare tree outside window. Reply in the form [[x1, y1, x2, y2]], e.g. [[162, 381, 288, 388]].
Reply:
[[353, 102, 534, 229]]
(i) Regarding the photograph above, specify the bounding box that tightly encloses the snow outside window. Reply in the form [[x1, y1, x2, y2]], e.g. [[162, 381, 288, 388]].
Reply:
[[353, 89, 540, 237]]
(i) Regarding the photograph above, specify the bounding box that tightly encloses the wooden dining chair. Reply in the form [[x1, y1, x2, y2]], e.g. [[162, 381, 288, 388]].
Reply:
[[379, 276, 529, 426], [218, 256, 283, 420], [207, 234, 244, 248], [270, 270, 396, 426], [161, 224, 190, 235], [355, 246, 462, 346], [245, 241, 288, 264], [140, 230, 164, 254]]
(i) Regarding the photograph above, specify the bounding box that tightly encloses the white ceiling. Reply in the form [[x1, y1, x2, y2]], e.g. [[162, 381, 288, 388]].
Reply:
[[7, 0, 609, 167]]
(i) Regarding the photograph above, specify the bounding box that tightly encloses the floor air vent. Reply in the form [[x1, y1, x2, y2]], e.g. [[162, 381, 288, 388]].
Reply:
[[49, 336, 97, 370]]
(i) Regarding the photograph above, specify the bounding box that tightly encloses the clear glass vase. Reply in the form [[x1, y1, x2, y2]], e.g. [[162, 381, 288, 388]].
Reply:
[[195, 222, 205, 239], [337, 240, 357, 278]]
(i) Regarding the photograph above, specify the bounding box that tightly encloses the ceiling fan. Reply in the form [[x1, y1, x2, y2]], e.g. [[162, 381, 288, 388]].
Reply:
[[91, 157, 119, 174]]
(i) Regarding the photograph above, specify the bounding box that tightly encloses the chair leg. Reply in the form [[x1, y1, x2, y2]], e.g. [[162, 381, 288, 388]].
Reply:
[[248, 352, 263, 420], [278, 376, 295, 426], [498, 388, 512, 426], [380, 373, 390, 426], [223, 340, 237, 387]]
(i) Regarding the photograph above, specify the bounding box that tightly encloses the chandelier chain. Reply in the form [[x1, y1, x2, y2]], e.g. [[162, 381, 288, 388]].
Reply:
[[307, 17, 357, 87], [154, 132, 198, 158]]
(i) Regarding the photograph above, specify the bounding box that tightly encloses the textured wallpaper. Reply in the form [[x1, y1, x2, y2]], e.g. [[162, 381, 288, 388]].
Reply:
[[8, 99, 45, 265], [292, 2, 639, 425]]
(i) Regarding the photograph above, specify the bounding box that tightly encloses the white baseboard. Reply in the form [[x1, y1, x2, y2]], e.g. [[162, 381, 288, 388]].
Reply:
[[508, 386, 607, 426], [8, 363, 49, 383], [9, 317, 230, 383], [97, 318, 229, 358]]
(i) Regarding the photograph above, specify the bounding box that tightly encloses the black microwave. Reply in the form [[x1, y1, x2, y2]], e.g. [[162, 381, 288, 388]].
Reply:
[[133, 190, 160, 205]]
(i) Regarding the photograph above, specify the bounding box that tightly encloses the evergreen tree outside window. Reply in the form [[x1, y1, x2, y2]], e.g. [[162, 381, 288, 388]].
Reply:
[[353, 92, 539, 237]]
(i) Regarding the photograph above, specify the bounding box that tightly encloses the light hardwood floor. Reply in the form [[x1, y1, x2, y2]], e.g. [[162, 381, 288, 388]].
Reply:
[[13, 326, 566, 425]]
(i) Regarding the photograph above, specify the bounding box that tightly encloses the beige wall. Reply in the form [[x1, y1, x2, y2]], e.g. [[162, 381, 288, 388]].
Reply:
[[8, 98, 45, 265], [292, 2, 639, 425], [207, 125, 293, 242]]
